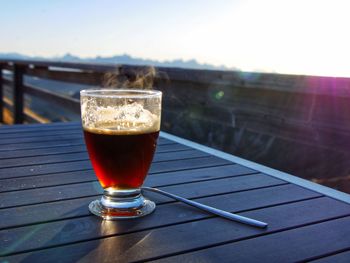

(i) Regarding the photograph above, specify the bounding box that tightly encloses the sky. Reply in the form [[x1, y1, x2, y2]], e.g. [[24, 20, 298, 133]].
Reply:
[[1, 0, 350, 77]]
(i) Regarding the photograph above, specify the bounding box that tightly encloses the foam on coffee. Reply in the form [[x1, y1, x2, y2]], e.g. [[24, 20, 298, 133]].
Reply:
[[82, 102, 160, 135]]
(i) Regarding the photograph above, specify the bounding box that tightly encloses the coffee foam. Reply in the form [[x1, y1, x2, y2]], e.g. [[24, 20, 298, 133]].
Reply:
[[82, 102, 160, 135]]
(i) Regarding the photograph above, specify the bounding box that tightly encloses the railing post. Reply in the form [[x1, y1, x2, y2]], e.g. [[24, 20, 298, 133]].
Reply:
[[0, 64, 3, 123], [0, 64, 4, 122], [13, 64, 25, 124]]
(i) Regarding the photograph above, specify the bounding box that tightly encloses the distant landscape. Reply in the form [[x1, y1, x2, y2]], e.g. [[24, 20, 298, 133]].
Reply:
[[0, 52, 234, 71]]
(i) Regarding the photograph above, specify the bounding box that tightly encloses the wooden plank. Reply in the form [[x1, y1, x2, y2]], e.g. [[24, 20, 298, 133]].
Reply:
[[0, 172, 281, 209], [0, 132, 83, 145], [0, 164, 258, 228], [311, 250, 350, 263], [13, 64, 24, 124], [0, 138, 85, 151], [0, 155, 231, 180], [0, 136, 171, 151], [0, 127, 84, 139], [154, 216, 350, 263], [0, 121, 80, 132], [5, 196, 348, 261], [0, 149, 208, 169], [23, 83, 80, 113], [25, 67, 105, 86], [0, 152, 89, 168], [0, 142, 188, 160], [0, 63, 12, 70], [23, 107, 50, 124], [0, 163, 253, 193], [0, 124, 172, 147], [0, 144, 86, 159], [0, 132, 169, 145]]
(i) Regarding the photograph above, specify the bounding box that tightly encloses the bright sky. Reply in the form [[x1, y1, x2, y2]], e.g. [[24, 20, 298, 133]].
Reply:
[[1, 0, 350, 76]]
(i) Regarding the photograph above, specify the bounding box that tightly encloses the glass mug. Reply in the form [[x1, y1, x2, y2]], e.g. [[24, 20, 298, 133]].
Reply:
[[80, 89, 162, 219]]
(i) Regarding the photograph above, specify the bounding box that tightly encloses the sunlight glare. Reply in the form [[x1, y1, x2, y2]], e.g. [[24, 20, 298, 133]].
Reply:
[[193, 0, 350, 76]]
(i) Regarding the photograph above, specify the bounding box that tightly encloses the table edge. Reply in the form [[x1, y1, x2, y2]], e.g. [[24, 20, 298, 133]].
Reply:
[[160, 131, 350, 204]]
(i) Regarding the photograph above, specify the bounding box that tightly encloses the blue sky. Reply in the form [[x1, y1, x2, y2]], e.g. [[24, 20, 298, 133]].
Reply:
[[1, 0, 350, 76]]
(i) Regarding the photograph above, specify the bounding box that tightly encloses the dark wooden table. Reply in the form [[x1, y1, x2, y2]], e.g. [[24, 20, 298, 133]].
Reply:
[[1, 122, 350, 263]]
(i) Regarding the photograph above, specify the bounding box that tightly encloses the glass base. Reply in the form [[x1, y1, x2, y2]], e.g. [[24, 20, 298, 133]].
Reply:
[[89, 188, 156, 219]]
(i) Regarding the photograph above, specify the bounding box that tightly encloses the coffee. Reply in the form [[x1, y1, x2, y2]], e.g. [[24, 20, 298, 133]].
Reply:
[[84, 125, 159, 189]]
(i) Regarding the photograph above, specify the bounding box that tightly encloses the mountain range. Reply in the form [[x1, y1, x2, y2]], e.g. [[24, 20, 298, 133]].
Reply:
[[0, 52, 234, 71]]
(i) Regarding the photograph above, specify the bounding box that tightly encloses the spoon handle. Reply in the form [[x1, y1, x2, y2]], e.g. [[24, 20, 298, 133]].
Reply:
[[142, 186, 268, 229]]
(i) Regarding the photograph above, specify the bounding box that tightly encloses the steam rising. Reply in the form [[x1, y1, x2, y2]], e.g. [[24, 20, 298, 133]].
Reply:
[[102, 66, 158, 90]]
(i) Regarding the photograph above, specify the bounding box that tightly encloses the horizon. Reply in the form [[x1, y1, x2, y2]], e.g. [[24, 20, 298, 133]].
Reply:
[[1, 0, 350, 77], [4, 51, 350, 78], [0, 51, 234, 70]]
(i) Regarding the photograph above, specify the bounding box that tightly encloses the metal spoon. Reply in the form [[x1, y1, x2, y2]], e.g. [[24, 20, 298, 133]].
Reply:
[[142, 186, 268, 229]]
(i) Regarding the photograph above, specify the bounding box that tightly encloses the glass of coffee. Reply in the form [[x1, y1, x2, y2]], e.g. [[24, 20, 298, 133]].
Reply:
[[80, 89, 162, 219]]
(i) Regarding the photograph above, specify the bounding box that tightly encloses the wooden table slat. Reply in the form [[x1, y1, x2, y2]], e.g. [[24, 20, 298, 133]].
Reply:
[[0, 143, 189, 160], [0, 173, 285, 209], [0, 139, 85, 151], [0, 122, 80, 133], [0, 132, 83, 145], [0, 156, 232, 180], [311, 250, 350, 263], [0, 137, 171, 151], [0, 164, 254, 193], [0, 125, 79, 135], [0, 128, 83, 139], [0, 149, 207, 169], [0, 134, 171, 146]]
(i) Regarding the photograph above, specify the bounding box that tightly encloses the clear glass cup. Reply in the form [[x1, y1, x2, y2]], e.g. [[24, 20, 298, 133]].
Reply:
[[80, 89, 162, 219]]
